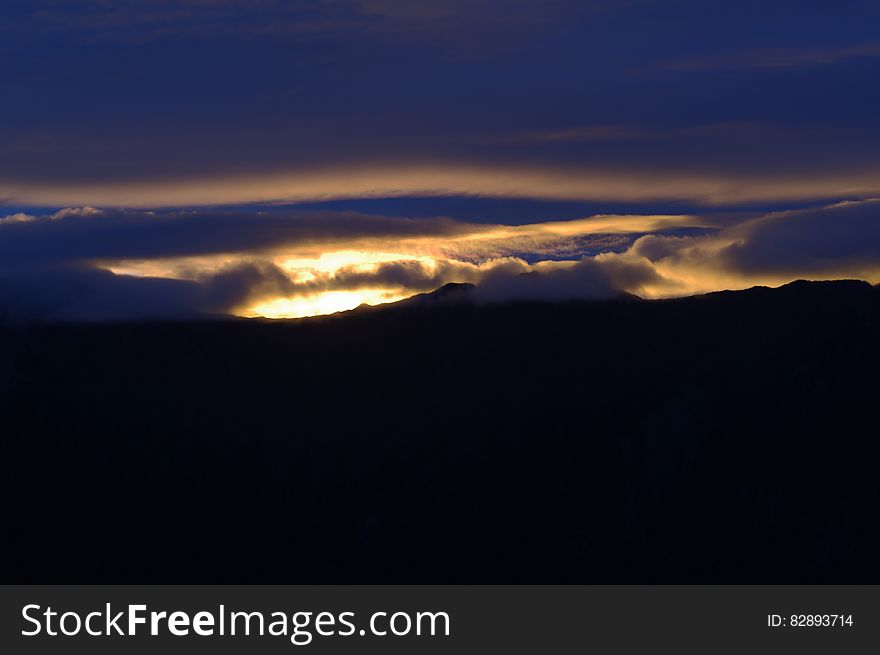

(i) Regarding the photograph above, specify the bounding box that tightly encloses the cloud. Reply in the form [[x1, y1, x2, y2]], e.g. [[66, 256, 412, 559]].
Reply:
[[464, 198, 880, 303], [0, 212, 37, 223], [1, 200, 877, 320], [0, 209, 471, 271], [481, 125, 642, 144], [0, 206, 692, 319], [0, 266, 208, 321], [652, 43, 880, 72], [5, 1, 880, 215], [610, 199, 880, 297], [473, 256, 658, 302], [718, 200, 880, 276], [19, 0, 586, 53], [4, 163, 880, 208], [0, 206, 103, 224], [173, 254, 650, 316], [0, 207, 700, 272]]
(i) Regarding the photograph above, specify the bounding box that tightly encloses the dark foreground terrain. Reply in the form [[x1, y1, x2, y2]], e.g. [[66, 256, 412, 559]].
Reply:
[[1, 279, 879, 582]]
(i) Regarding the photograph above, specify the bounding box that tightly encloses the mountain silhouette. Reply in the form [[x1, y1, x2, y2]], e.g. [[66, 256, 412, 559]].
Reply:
[[1, 280, 878, 582]]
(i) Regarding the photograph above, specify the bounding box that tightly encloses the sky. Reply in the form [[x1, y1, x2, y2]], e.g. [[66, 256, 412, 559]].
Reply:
[[1, 0, 879, 319]]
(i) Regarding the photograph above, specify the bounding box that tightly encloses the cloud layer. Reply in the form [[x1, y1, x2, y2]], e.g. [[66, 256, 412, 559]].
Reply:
[[1, 199, 878, 320], [4, 164, 880, 208], [3, 1, 880, 214]]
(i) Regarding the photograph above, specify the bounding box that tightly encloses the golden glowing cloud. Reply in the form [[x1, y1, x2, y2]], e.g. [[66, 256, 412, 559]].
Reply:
[[4, 163, 880, 207], [86, 201, 880, 319], [96, 213, 706, 318], [244, 288, 411, 319], [278, 250, 439, 274]]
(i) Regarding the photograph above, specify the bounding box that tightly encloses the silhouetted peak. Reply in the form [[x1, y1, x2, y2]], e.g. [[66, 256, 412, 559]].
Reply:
[[775, 278, 873, 294], [393, 282, 476, 308], [430, 282, 477, 298]]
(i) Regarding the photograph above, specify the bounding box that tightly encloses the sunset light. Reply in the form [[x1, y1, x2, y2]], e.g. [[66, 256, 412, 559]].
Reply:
[[243, 288, 411, 319], [5, 0, 880, 628]]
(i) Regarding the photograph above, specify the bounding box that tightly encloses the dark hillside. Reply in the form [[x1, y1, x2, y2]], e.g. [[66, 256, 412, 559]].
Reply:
[[1, 280, 878, 582]]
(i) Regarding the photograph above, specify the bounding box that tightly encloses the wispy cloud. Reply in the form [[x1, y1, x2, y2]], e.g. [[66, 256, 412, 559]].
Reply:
[[651, 43, 880, 72], [482, 125, 642, 144], [4, 163, 880, 208], [18, 0, 589, 53]]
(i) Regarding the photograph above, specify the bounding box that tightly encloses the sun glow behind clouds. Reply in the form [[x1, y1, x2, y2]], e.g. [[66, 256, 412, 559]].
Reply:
[[278, 250, 438, 274], [246, 251, 444, 317], [91, 214, 709, 318], [258, 251, 444, 317], [244, 288, 411, 319], [6, 200, 877, 320]]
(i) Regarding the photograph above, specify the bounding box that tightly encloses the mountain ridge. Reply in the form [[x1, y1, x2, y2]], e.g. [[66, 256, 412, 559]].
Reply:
[[335, 277, 879, 321], [2, 275, 878, 583]]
